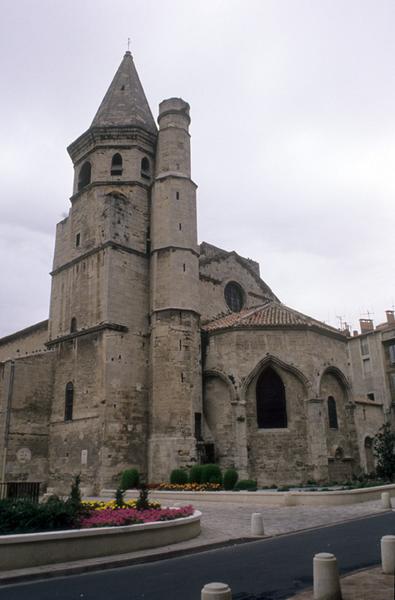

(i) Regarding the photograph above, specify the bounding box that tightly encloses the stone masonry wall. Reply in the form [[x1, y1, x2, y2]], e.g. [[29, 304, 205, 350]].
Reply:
[[203, 327, 359, 485], [0, 322, 49, 362], [0, 353, 54, 486], [199, 254, 276, 323]]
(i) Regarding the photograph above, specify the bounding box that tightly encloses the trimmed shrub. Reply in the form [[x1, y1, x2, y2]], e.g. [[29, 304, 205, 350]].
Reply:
[[223, 468, 238, 490], [234, 479, 257, 491], [120, 468, 140, 490], [0, 496, 77, 534], [170, 469, 189, 485], [189, 465, 204, 484], [201, 464, 222, 485]]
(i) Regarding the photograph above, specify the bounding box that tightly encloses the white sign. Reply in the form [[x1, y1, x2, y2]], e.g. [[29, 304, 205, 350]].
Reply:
[[81, 449, 88, 465]]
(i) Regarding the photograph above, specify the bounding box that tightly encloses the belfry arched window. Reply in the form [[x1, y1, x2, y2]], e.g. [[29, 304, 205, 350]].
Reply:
[[65, 382, 74, 421], [141, 157, 150, 178], [70, 317, 77, 333], [328, 396, 338, 429], [256, 367, 287, 428], [111, 153, 123, 176], [78, 161, 91, 191]]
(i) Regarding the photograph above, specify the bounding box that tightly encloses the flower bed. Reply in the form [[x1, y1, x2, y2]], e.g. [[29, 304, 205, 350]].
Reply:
[[80, 505, 194, 528], [157, 482, 221, 492]]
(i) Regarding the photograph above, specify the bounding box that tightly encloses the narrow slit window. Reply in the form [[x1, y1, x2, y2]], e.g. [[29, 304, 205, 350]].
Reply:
[[176, 191, 180, 200], [179, 223, 182, 230], [75, 233, 80, 247], [65, 382, 74, 421], [328, 396, 338, 429]]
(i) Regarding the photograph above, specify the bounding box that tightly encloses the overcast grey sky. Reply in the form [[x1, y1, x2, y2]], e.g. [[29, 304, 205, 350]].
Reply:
[[0, 0, 394, 337]]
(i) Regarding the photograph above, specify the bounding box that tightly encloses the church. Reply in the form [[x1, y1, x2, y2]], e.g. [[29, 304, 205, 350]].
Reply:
[[1, 52, 394, 495]]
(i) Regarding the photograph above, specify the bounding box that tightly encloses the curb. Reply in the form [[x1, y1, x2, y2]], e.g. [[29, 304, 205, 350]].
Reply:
[[0, 509, 392, 586]]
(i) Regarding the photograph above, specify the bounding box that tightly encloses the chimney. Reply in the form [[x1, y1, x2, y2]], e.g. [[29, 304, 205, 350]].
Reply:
[[359, 318, 374, 334], [353, 330, 359, 337], [386, 310, 394, 324]]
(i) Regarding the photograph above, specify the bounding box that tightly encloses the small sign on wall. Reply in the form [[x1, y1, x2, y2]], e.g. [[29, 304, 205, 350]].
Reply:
[[81, 449, 88, 465]]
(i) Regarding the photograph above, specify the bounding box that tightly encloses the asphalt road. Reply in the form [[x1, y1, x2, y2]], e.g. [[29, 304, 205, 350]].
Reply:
[[1, 512, 394, 600]]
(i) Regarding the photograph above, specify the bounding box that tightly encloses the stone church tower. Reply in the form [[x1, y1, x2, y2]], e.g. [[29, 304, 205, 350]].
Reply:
[[46, 51, 200, 489]]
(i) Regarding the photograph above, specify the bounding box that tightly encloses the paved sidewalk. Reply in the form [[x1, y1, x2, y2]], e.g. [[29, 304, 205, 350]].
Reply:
[[289, 566, 394, 600], [0, 497, 390, 584]]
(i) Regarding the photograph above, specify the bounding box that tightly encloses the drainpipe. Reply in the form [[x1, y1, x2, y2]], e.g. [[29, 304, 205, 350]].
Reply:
[[1, 361, 15, 489]]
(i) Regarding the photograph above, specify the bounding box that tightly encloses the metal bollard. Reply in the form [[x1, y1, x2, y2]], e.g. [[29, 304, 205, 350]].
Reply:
[[381, 535, 395, 574], [381, 492, 392, 509], [313, 552, 341, 600], [251, 512, 264, 536], [201, 582, 232, 599]]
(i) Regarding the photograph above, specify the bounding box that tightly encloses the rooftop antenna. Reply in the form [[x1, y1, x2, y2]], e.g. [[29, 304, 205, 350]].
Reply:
[[336, 315, 345, 330], [362, 309, 374, 320]]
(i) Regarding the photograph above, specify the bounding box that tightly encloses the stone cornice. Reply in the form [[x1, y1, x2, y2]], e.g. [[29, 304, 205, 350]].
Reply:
[[150, 245, 200, 258], [67, 125, 157, 163], [155, 172, 197, 188], [46, 322, 128, 347], [70, 180, 153, 203], [51, 241, 148, 276]]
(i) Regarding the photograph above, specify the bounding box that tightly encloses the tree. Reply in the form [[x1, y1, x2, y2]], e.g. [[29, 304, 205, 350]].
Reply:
[[373, 423, 395, 480]]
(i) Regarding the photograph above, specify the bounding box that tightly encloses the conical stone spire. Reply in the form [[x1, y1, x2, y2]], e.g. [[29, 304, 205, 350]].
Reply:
[[91, 51, 157, 135]]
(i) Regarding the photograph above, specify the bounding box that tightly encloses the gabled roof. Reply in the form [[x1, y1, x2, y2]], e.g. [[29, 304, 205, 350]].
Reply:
[[202, 301, 346, 339], [199, 242, 279, 301], [91, 51, 157, 135]]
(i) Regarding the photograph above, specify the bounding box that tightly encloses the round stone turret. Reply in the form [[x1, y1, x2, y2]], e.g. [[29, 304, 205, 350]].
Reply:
[[156, 98, 191, 177]]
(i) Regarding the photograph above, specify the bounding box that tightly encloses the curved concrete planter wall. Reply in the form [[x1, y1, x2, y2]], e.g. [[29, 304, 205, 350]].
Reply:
[[0, 511, 201, 571], [105, 483, 395, 507]]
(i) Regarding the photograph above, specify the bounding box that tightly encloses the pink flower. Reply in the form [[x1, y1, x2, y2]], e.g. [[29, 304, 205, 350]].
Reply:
[[80, 505, 194, 529]]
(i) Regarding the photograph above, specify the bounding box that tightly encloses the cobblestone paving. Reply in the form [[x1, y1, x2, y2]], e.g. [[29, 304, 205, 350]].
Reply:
[[170, 498, 387, 545]]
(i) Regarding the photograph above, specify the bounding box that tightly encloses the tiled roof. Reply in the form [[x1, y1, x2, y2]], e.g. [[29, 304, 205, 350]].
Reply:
[[202, 301, 345, 337]]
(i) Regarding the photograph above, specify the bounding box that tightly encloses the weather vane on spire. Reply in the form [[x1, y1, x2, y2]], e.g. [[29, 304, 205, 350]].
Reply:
[[127, 37, 131, 52]]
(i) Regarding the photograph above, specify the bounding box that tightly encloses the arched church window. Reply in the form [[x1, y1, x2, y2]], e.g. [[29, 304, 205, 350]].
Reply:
[[78, 161, 91, 191], [328, 396, 338, 429], [111, 153, 123, 176], [70, 317, 77, 333], [141, 157, 150, 178], [65, 382, 74, 421], [256, 367, 287, 428], [224, 281, 244, 312]]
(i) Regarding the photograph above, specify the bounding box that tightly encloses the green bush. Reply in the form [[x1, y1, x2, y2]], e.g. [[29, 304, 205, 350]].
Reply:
[[120, 468, 140, 489], [189, 465, 204, 484], [201, 464, 222, 485], [223, 468, 238, 490], [234, 479, 257, 491], [0, 496, 77, 535], [170, 469, 188, 484]]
